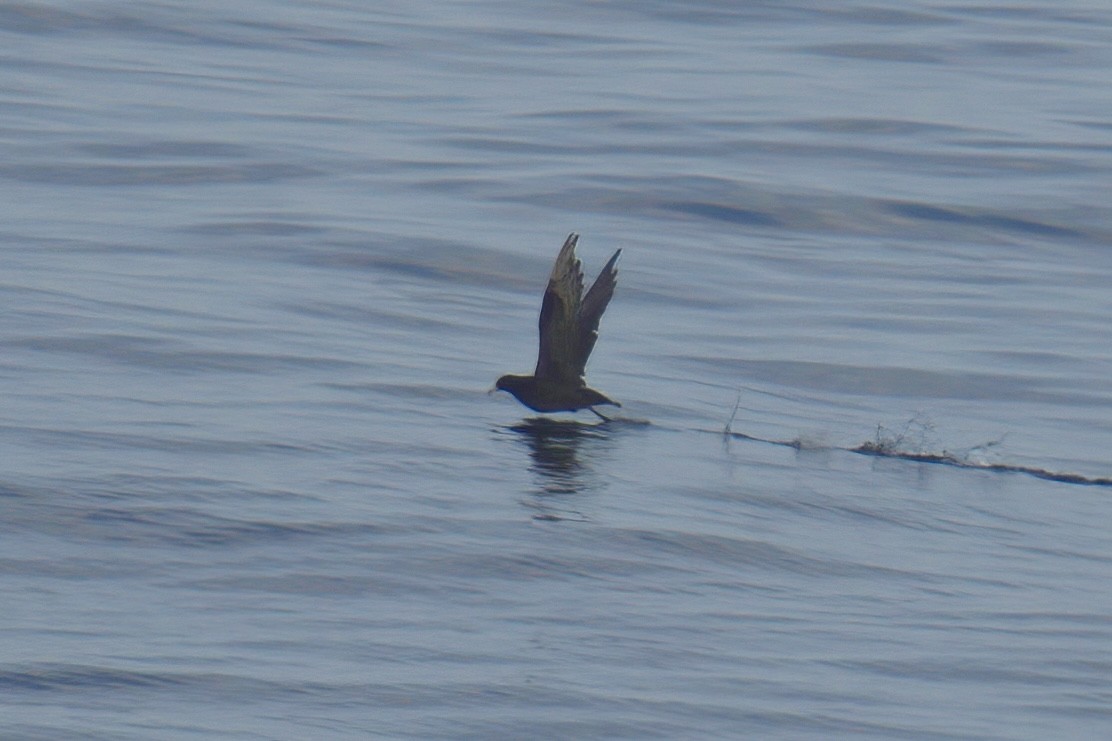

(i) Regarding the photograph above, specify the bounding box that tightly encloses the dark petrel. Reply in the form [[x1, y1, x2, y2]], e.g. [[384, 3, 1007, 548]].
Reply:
[[496, 233, 621, 420]]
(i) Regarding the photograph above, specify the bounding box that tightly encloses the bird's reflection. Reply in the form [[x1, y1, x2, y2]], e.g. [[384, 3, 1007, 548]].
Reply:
[[506, 417, 615, 518]]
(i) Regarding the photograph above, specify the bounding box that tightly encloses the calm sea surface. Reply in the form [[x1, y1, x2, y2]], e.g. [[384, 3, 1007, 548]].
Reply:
[[3, 2, 1112, 739]]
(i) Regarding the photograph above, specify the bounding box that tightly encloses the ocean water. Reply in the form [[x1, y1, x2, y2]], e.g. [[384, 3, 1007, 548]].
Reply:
[[3, 1, 1112, 738]]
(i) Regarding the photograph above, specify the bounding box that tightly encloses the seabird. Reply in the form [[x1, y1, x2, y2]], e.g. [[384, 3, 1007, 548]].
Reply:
[[496, 233, 621, 420]]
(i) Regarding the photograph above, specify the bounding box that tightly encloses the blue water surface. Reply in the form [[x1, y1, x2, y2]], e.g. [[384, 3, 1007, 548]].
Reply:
[[2, 1, 1112, 739]]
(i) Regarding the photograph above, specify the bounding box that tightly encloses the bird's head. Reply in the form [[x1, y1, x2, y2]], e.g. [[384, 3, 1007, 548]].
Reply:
[[494, 374, 529, 396]]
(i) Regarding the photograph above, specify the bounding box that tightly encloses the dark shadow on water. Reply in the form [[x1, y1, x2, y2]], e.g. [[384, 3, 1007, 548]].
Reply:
[[501, 416, 647, 521], [508, 417, 607, 491]]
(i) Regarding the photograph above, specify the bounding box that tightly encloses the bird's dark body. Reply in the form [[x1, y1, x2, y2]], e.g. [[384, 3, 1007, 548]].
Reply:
[[495, 374, 619, 413], [496, 233, 621, 417]]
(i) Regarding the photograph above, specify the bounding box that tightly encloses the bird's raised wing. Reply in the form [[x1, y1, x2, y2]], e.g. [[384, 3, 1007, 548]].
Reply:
[[534, 233, 619, 384], [576, 247, 620, 375], [535, 233, 584, 384]]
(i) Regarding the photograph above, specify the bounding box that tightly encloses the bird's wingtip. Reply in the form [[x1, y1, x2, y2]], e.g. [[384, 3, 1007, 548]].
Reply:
[[603, 247, 622, 272]]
